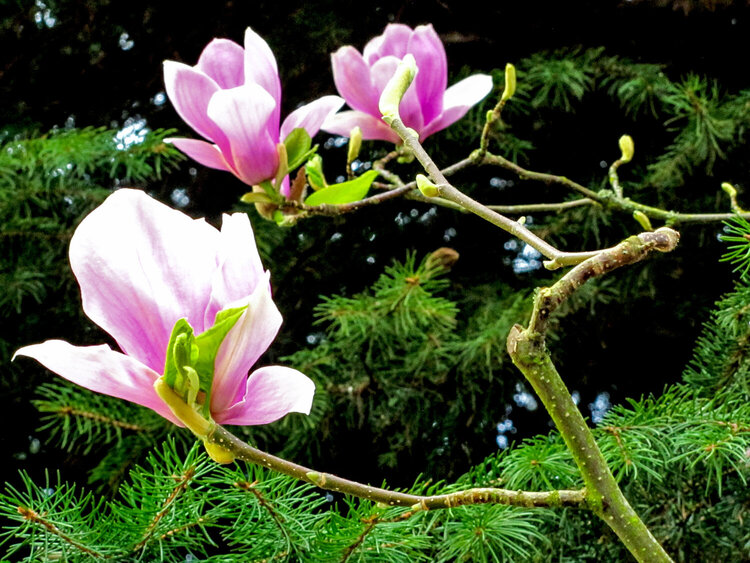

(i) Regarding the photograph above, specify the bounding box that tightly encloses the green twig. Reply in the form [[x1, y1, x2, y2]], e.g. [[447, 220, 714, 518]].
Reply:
[[204, 425, 587, 510]]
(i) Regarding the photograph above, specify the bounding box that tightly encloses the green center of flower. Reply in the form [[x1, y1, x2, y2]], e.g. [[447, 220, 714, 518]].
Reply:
[[161, 305, 248, 419]]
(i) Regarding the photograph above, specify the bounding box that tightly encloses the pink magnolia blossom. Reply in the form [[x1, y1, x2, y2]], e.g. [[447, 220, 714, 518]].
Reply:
[[164, 27, 344, 195], [323, 23, 493, 143], [15, 189, 314, 426]]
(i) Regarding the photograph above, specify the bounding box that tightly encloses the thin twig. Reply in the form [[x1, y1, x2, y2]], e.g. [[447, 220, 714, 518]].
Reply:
[[205, 425, 587, 510]]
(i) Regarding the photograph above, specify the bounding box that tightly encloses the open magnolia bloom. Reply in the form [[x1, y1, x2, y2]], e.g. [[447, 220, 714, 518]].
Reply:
[[323, 23, 493, 143], [15, 189, 314, 428], [164, 27, 343, 196]]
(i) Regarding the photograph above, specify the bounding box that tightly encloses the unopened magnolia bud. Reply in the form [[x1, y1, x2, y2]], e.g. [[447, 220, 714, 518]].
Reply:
[[347, 126, 362, 164], [425, 247, 460, 273], [722, 182, 738, 198], [501, 63, 516, 101], [619, 135, 634, 163], [632, 210, 653, 231], [416, 174, 439, 197], [379, 54, 417, 124]]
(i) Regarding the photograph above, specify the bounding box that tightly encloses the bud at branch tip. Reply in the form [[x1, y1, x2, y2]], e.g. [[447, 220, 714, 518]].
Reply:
[[501, 63, 516, 102], [347, 126, 362, 164], [618, 135, 634, 163], [379, 54, 418, 125], [721, 182, 737, 198]]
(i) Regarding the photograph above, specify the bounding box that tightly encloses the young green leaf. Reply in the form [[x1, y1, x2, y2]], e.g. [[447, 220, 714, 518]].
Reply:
[[304, 170, 379, 206], [284, 128, 316, 170]]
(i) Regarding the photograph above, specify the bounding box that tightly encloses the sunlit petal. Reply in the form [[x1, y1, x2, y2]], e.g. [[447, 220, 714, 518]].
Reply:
[[211, 280, 282, 413], [215, 365, 315, 426], [196, 38, 245, 89], [69, 189, 219, 370], [14, 341, 181, 425], [280, 95, 345, 141]]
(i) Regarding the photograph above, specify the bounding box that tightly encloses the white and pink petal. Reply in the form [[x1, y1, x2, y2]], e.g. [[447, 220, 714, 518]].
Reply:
[[163, 61, 231, 153], [321, 110, 400, 143], [214, 365, 315, 426], [331, 47, 381, 115], [204, 212, 267, 328], [421, 74, 494, 139], [210, 278, 283, 414], [69, 189, 220, 370], [196, 38, 246, 90], [14, 341, 182, 425], [166, 138, 236, 174], [206, 84, 280, 186], [280, 95, 345, 141]]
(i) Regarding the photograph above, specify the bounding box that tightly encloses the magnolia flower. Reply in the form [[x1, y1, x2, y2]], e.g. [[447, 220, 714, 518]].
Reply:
[[15, 189, 314, 427], [323, 23, 493, 143], [164, 27, 344, 195]]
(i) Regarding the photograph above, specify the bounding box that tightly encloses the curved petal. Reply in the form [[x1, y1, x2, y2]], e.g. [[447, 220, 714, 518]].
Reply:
[[204, 212, 266, 328], [408, 24, 447, 124], [14, 341, 182, 426], [243, 27, 282, 130], [70, 189, 220, 370], [211, 278, 282, 414], [207, 84, 279, 186], [166, 138, 235, 174], [163, 61, 231, 154], [420, 74, 494, 139], [370, 57, 423, 134], [280, 95, 345, 141], [363, 23, 412, 64], [196, 38, 245, 89], [321, 110, 399, 143], [331, 47, 380, 115], [214, 365, 315, 426]]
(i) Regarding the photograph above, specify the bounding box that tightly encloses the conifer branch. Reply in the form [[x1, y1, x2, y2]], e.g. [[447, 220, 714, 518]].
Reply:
[[340, 517, 377, 563], [132, 466, 196, 552], [53, 406, 150, 432], [17, 505, 106, 559], [235, 480, 292, 547]]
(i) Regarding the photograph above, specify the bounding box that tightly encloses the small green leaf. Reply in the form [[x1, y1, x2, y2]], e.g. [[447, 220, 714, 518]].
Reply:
[[240, 191, 275, 204], [306, 154, 327, 190], [163, 319, 195, 389], [284, 128, 317, 170], [304, 170, 379, 206], [193, 305, 248, 417]]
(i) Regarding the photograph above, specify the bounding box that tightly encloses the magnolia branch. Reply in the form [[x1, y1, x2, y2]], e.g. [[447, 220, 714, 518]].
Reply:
[[473, 150, 750, 224], [387, 116, 602, 269], [205, 425, 587, 511], [506, 228, 679, 563]]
